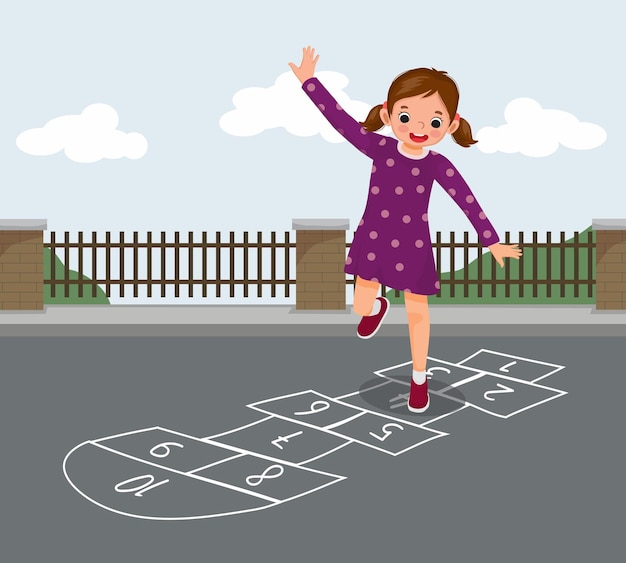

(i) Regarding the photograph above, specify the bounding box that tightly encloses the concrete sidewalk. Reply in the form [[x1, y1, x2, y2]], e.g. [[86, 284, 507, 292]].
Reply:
[[0, 304, 624, 336]]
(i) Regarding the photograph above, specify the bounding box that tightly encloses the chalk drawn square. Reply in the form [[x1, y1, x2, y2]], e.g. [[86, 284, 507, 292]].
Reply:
[[442, 374, 567, 418], [375, 357, 485, 389], [248, 390, 365, 430], [337, 378, 467, 427], [64, 440, 272, 520], [457, 349, 565, 383], [328, 410, 446, 456], [195, 453, 345, 503], [206, 416, 350, 465], [95, 427, 238, 473]]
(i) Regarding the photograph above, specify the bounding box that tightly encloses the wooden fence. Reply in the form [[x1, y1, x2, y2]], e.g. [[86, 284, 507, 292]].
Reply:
[[44, 229, 595, 302]]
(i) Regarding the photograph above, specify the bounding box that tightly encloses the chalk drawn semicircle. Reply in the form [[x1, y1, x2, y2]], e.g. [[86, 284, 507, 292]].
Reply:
[[62, 440, 278, 521]]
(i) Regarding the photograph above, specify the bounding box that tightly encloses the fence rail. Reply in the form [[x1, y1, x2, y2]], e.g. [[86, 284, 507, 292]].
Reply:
[[43, 229, 595, 301]]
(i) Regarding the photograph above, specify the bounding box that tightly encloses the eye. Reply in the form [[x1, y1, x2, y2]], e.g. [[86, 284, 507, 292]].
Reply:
[[430, 117, 443, 128], [398, 112, 410, 124]]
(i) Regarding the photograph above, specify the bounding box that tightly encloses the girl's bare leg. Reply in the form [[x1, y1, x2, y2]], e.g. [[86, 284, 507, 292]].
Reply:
[[404, 292, 430, 372], [352, 276, 380, 317]]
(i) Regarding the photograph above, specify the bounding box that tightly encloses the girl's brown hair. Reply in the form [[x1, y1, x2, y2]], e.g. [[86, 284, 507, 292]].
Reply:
[[360, 68, 477, 147]]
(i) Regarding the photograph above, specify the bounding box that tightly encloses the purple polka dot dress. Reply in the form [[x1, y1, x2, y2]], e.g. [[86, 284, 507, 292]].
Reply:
[[303, 77, 500, 295]]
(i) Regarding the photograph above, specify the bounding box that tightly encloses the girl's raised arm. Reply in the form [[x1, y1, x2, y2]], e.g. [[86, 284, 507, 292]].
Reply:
[[288, 46, 319, 84]]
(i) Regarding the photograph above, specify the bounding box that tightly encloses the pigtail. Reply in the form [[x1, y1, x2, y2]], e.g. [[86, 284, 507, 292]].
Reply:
[[452, 117, 477, 147], [360, 104, 385, 132]]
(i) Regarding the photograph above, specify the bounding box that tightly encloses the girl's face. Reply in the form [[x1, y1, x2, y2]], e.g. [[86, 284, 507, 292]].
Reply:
[[380, 92, 458, 150]]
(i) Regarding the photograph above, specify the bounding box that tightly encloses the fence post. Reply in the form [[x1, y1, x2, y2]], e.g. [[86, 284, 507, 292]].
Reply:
[[292, 219, 349, 310], [0, 219, 47, 310], [593, 219, 626, 310]]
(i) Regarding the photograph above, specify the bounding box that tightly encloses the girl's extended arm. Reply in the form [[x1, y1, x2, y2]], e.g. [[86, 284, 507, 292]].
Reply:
[[434, 156, 521, 266], [288, 47, 380, 156]]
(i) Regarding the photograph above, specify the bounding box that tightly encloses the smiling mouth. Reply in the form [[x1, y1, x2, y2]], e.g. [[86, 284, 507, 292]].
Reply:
[[410, 133, 429, 143]]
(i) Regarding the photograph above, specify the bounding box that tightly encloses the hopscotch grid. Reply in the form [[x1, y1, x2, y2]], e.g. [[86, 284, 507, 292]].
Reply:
[[89, 441, 279, 503], [203, 416, 356, 466], [62, 441, 280, 521], [432, 382, 568, 419], [335, 378, 464, 429], [251, 388, 446, 435], [457, 348, 565, 382], [329, 393, 449, 434], [159, 426, 346, 481], [64, 348, 568, 520], [373, 356, 486, 379], [243, 408, 445, 456]]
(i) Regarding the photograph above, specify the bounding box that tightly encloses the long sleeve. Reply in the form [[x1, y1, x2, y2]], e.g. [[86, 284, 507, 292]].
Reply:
[[301, 77, 382, 157], [433, 154, 500, 247]]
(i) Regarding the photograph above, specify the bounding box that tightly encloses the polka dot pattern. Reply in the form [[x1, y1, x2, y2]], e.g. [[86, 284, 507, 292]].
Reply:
[[301, 78, 501, 295]]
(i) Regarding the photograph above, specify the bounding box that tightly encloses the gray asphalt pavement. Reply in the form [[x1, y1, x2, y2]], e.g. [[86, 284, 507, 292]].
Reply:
[[2, 334, 622, 562]]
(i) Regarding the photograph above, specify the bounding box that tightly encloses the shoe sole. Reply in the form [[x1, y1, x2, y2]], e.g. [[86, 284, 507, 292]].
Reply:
[[407, 394, 430, 413], [357, 300, 389, 340]]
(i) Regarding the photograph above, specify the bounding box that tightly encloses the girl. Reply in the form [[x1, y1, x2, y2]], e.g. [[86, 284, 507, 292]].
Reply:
[[289, 47, 521, 413]]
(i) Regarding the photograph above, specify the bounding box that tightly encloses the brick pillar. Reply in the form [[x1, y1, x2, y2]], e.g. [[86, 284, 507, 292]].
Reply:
[[593, 219, 626, 310], [0, 220, 47, 310], [293, 219, 349, 310]]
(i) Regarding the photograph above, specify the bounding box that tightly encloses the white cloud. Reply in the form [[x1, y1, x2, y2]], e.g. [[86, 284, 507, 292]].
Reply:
[[219, 71, 373, 143], [476, 98, 607, 157], [16, 104, 148, 163]]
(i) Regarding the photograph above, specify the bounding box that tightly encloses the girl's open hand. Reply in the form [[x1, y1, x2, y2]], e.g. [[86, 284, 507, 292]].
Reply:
[[488, 243, 522, 267], [288, 46, 319, 84]]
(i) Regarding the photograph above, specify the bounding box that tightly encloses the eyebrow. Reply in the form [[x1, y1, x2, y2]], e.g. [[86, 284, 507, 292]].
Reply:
[[434, 111, 443, 115], [400, 106, 409, 110]]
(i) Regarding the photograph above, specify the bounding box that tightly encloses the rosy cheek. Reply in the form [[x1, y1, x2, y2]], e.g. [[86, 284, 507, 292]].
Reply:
[[430, 130, 442, 139], [397, 124, 409, 133]]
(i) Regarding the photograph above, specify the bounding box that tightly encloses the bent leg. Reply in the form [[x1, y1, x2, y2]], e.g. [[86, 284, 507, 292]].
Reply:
[[352, 276, 380, 317], [404, 292, 430, 372]]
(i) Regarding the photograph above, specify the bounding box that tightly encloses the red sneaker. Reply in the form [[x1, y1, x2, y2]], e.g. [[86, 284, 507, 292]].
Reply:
[[408, 378, 429, 413], [357, 297, 389, 339]]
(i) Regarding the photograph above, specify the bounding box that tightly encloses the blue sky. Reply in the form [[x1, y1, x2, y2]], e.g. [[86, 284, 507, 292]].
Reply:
[[1, 1, 621, 244]]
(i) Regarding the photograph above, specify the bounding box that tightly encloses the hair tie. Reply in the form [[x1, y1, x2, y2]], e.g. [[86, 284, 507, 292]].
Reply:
[[454, 113, 460, 121], [382, 101, 387, 110]]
